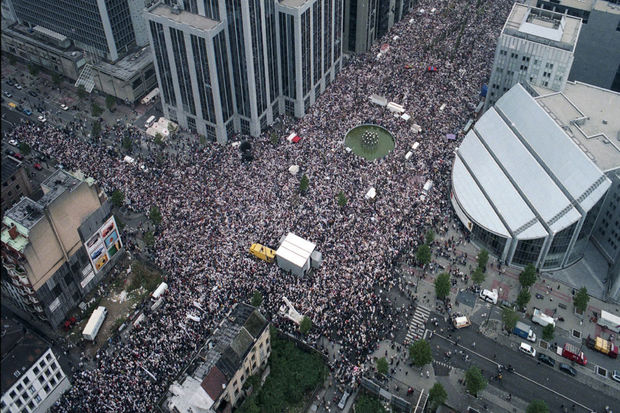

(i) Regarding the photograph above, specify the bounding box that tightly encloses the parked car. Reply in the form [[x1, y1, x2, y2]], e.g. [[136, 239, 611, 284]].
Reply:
[[6, 79, 14, 86], [537, 353, 555, 367], [28, 90, 37, 97], [519, 342, 536, 357], [14, 83, 22, 90], [38, 115, 46, 123], [33, 163, 43, 170], [60, 103, 69, 111], [13, 152, 24, 160], [3, 91, 12, 98], [558, 363, 577, 376], [612, 370, 620, 383], [23, 108, 32, 116], [6, 149, 15, 156], [8, 139, 19, 146]]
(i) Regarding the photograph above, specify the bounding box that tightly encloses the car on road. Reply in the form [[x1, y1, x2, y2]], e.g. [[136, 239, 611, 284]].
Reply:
[[337, 391, 350, 409], [559, 363, 577, 376], [519, 342, 536, 357], [60, 103, 69, 111], [13, 152, 24, 160], [612, 370, 620, 383], [38, 115, 47, 123], [33, 163, 43, 171], [8, 139, 19, 146], [6, 79, 14, 86], [537, 353, 555, 367], [23, 108, 32, 116], [28, 91, 37, 97], [3, 91, 12, 98], [6, 149, 15, 157], [14, 83, 22, 90]]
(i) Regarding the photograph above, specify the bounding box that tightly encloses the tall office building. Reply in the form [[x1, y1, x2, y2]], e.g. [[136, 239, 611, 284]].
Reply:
[[145, 0, 343, 143], [535, 0, 620, 92], [484, 3, 581, 111], [343, 0, 413, 54]]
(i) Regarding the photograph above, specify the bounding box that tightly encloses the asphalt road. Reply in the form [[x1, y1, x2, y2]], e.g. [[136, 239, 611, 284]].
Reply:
[[428, 315, 618, 412]]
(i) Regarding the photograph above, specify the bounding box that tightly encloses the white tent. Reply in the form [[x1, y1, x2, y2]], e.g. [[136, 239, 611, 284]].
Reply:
[[369, 94, 388, 107], [412, 142, 420, 150], [288, 165, 300, 175], [401, 113, 411, 121], [387, 102, 405, 113], [365, 187, 376, 200], [405, 151, 413, 160]]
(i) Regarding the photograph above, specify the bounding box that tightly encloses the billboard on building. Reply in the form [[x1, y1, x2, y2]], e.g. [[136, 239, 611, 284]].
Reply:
[[85, 216, 122, 274]]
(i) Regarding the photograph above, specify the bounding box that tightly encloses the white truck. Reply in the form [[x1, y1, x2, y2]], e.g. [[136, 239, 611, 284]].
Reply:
[[598, 310, 620, 334], [151, 282, 168, 300], [532, 308, 555, 328], [83, 306, 107, 341]]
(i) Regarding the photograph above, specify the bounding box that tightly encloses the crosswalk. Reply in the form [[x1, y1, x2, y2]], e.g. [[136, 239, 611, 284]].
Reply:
[[405, 305, 431, 344]]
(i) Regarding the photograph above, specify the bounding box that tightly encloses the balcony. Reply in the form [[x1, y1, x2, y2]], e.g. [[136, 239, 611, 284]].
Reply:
[[19, 274, 30, 286], [29, 295, 40, 304], [11, 277, 22, 288]]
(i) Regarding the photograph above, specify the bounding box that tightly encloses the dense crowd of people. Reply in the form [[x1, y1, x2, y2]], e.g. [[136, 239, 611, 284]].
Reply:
[[6, 0, 514, 411]]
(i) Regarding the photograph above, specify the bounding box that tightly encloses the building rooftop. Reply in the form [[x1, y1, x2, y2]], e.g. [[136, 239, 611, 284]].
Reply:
[[1, 156, 22, 184], [149, 4, 219, 31], [95, 46, 153, 81], [279, 0, 312, 8], [1, 318, 49, 393], [533, 82, 620, 173], [40, 169, 82, 207], [452, 83, 611, 239], [503, 4, 581, 52], [2, 23, 83, 61]]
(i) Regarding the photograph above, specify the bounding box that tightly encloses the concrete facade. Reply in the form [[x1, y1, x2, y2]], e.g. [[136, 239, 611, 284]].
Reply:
[[1, 156, 33, 217]]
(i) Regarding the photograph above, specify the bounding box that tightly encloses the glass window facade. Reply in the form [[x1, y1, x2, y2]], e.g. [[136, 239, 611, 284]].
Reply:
[[265, 0, 279, 102], [204, 0, 220, 20], [226, 0, 250, 117], [323, 0, 332, 74], [149, 21, 177, 106], [279, 12, 296, 99], [313, 1, 322, 85], [471, 223, 507, 258], [301, 10, 311, 97], [106, 0, 136, 54], [543, 222, 576, 268], [213, 31, 234, 122], [249, 0, 267, 115], [333, 0, 342, 60], [347, 0, 358, 52], [169, 28, 196, 115], [512, 237, 544, 267], [190, 35, 216, 123]]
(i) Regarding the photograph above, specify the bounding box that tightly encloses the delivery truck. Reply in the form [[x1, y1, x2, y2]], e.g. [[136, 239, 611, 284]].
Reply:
[[249, 243, 276, 263], [83, 306, 107, 341], [597, 310, 620, 334], [453, 316, 471, 329], [532, 308, 555, 328], [585, 335, 618, 359], [555, 342, 587, 366], [513, 321, 536, 342]]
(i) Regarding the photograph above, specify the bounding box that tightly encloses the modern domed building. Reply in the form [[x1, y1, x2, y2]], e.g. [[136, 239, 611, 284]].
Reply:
[[451, 82, 619, 272]]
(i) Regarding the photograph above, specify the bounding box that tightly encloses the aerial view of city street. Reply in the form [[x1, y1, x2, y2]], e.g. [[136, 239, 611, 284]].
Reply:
[[1, 0, 619, 412]]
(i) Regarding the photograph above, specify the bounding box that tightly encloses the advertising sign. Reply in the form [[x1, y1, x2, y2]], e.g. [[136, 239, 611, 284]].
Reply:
[[85, 216, 123, 274]]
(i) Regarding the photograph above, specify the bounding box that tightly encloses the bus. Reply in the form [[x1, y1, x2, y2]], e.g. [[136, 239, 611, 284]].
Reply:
[[145, 115, 156, 128]]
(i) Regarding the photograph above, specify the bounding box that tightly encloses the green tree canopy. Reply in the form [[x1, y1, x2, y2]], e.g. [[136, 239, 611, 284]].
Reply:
[[573, 287, 589, 314], [77, 84, 87, 99], [355, 394, 387, 413], [251, 290, 263, 307], [149, 205, 162, 226], [299, 174, 309, 193], [91, 103, 103, 117], [376, 357, 388, 375], [516, 288, 531, 309], [435, 272, 451, 300], [105, 95, 116, 111], [409, 339, 433, 367], [519, 264, 537, 288], [154, 133, 164, 146], [122, 136, 132, 151], [542, 323, 555, 341], [502, 308, 519, 332], [425, 230, 435, 245], [143, 231, 155, 247], [477, 249, 489, 270], [472, 267, 485, 285], [91, 121, 101, 138], [110, 190, 124, 207], [526, 400, 549, 413], [51, 73, 63, 86], [428, 382, 447, 411], [299, 316, 312, 335], [416, 244, 431, 267], [465, 366, 487, 397], [18, 142, 31, 155], [28, 64, 39, 76], [337, 191, 347, 208]]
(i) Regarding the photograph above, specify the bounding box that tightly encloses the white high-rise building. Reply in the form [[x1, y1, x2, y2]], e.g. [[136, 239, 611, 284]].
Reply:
[[484, 3, 582, 111], [146, 0, 343, 144]]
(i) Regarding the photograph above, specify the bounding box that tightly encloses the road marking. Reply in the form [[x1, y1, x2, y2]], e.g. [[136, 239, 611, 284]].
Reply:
[[434, 332, 594, 411]]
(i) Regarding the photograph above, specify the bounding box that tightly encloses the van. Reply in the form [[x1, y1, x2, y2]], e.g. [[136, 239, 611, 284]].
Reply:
[[145, 115, 156, 128], [519, 342, 536, 357], [337, 391, 350, 409], [479, 289, 498, 304]]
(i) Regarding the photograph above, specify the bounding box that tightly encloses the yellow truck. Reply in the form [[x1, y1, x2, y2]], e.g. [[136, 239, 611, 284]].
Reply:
[[250, 243, 276, 263], [8, 102, 17, 109]]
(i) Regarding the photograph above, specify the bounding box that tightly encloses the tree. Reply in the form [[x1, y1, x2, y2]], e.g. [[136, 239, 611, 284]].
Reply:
[[18, 142, 31, 155], [51, 73, 63, 86], [149, 205, 162, 226], [299, 316, 312, 335], [409, 339, 432, 367], [154, 133, 164, 146], [337, 191, 347, 208], [542, 323, 554, 341], [376, 357, 388, 375], [122, 136, 132, 151], [77, 84, 87, 99], [167, 122, 177, 133], [91, 103, 103, 117], [464, 366, 487, 397], [425, 230, 435, 245], [502, 308, 519, 332], [270, 132, 279, 145], [435, 272, 451, 300], [471, 267, 485, 285], [27, 64, 39, 76], [477, 249, 489, 270], [110, 190, 124, 207], [573, 287, 589, 314], [428, 382, 448, 411], [143, 231, 155, 247], [355, 394, 387, 413], [526, 400, 549, 413], [416, 244, 431, 267], [299, 174, 309, 193], [251, 290, 263, 307], [516, 288, 531, 309], [91, 121, 101, 138], [105, 95, 116, 111], [519, 264, 537, 288]]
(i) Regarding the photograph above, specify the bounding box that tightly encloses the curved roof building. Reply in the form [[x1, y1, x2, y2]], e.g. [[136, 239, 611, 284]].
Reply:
[[451, 83, 614, 270]]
